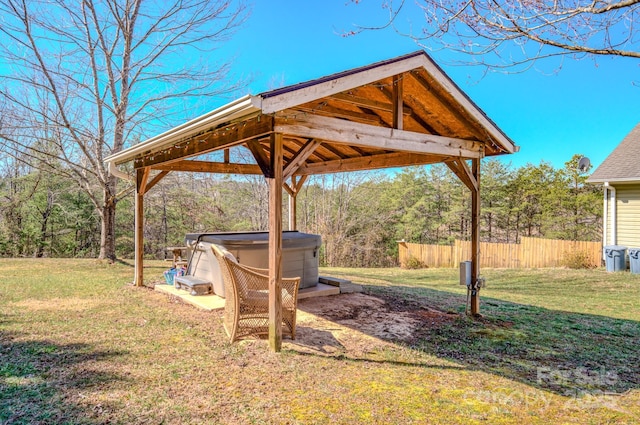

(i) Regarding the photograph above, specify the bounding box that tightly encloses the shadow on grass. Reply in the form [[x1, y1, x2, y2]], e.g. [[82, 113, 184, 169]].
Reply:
[[114, 258, 134, 267], [0, 330, 128, 424], [291, 343, 468, 371], [300, 284, 640, 397]]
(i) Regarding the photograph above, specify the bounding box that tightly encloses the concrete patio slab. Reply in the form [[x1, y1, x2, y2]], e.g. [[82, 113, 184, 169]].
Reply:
[[155, 282, 342, 311]]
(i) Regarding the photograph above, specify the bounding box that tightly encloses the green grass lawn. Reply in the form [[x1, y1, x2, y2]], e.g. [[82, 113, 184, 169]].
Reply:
[[1, 259, 639, 424]]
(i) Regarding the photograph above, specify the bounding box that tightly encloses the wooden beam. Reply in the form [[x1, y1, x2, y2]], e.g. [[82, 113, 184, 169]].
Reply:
[[293, 105, 384, 125], [293, 174, 308, 192], [297, 142, 332, 162], [445, 159, 478, 192], [406, 109, 439, 135], [286, 175, 307, 231], [153, 160, 262, 175], [274, 113, 482, 158], [283, 139, 322, 180], [261, 55, 426, 114], [135, 115, 274, 168], [319, 139, 369, 158], [410, 70, 488, 145], [268, 133, 284, 352], [288, 177, 296, 232], [411, 71, 473, 121], [295, 152, 442, 175], [288, 194, 296, 231], [261, 53, 429, 113], [470, 158, 481, 316], [314, 141, 351, 160], [136, 167, 150, 195], [145, 171, 170, 193], [282, 182, 294, 196], [378, 85, 439, 135], [381, 83, 451, 134], [247, 140, 272, 177], [134, 168, 148, 287], [410, 66, 515, 153], [394, 94, 439, 134], [284, 136, 327, 160], [392, 74, 403, 130], [328, 92, 412, 114]]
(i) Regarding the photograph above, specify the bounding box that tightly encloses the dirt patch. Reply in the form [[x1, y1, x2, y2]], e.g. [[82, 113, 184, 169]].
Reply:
[[289, 293, 458, 356]]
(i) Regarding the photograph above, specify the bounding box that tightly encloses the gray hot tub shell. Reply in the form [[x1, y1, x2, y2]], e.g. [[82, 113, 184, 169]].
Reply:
[[184, 231, 321, 297]]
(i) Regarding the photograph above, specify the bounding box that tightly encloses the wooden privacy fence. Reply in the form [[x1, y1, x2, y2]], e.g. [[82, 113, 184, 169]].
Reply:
[[398, 237, 602, 269]]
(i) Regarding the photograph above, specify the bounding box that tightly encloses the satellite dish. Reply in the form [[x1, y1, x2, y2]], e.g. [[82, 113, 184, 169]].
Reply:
[[577, 157, 591, 172]]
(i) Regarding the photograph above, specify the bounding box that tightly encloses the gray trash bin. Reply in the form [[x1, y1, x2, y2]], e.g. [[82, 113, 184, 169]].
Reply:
[[629, 248, 640, 274], [604, 245, 627, 272]]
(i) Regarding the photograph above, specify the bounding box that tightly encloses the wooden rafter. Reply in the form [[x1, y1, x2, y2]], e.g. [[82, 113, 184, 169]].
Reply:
[[376, 84, 440, 135], [403, 95, 440, 134], [282, 175, 308, 196], [247, 140, 272, 177], [392, 73, 403, 130], [153, 160, 262, 175], [281, 141, 299, 159], [283, 139, 322, 180], [275, 113, 483, 158], [292, 174, 307, 192], [289, 137, 331, 162], [282, 182, 294, 196], [318, 141, 355, 160], [395, 80, 468, 135], [409, 71, 485, 141], [137, 167, 151, 195], [134, 115, 274, 169], [145, 170, 170, 193], [295, 152, 443, 175], [294, 104, 383, 125], [328, 92, 412, 114], [445, 158, 478, 192], [260, 53, 428, 114], [344, 144, 368, 156]]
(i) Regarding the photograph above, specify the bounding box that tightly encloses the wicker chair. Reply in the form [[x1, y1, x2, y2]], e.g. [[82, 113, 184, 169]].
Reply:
[[211, 244, 300, 343]]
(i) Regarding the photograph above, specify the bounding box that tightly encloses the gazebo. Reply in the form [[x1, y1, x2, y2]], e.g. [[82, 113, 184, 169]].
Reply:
[[104, 51, 517, 351]]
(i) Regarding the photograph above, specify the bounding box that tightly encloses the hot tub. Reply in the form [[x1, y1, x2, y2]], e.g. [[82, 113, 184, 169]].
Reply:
[[184, 231, 321, 297]]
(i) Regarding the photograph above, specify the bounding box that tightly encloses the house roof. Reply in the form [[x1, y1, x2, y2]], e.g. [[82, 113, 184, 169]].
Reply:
[[104, 50, 517, 177], [588, 122, 640, 183]]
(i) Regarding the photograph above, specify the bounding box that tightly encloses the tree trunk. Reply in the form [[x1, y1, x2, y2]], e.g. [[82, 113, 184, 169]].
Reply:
[[99, 176, 117, 261], [36, 191, 53, 258], [487, 201, 493, 241]]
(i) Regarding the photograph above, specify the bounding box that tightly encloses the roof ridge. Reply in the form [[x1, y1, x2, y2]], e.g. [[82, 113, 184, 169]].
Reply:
[[588, 121, 640, 182], [259, 50, 425, 99]]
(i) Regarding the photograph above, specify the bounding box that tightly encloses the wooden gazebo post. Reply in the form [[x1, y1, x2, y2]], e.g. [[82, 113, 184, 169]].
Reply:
[[470, 158, 481, 316], [445, 157, 483, 315], [284, 175, 308, 231], [268, 133, 284, 351], [287, 188, 297, 231], [133, 167, 168, 287], [134, 168, 149, 287]]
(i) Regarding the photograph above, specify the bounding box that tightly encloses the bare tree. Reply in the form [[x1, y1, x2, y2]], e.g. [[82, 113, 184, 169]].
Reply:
[[350, 0, 640, 70], [0, 0, 248, 260]]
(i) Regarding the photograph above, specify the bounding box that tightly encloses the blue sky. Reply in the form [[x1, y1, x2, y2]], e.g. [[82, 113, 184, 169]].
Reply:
[[215, 1, 640, 170]]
